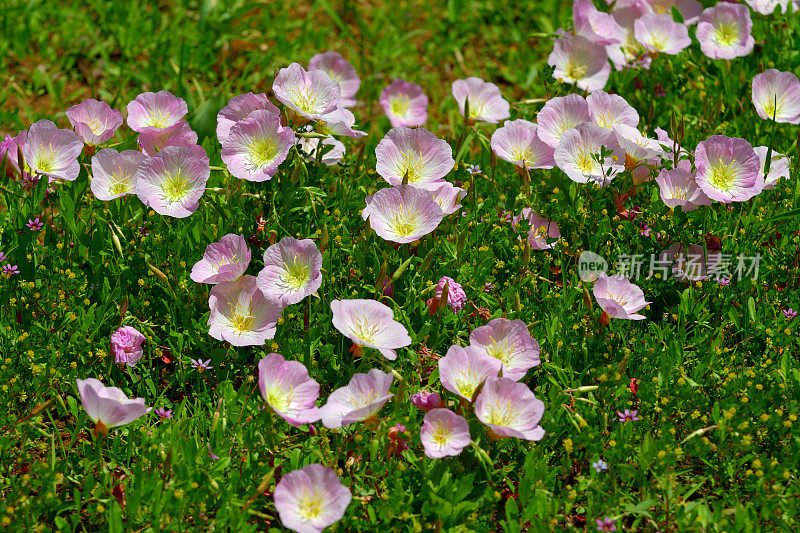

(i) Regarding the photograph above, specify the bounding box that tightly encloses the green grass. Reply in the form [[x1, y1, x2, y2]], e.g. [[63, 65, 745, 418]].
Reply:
[[1, 0, 800, 531]]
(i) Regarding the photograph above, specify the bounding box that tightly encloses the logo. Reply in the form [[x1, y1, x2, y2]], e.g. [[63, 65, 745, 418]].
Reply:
[[578, 251, 608, 282]]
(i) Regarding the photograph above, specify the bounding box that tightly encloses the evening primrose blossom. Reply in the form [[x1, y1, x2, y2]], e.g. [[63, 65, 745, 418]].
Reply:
[[751, 69, 800, 124], [490, 119, 555, 169], [694, 135, 763, 203], [696, 3, 754, 60], [126, 90, 188, 133], [438, 344, 501, 401], [593, 273, 650, 320], [21, 119, 83, 181], [308, 51, 360, 108], [379, 79, 428, 127], [190, 234, 252, 284], [274, 464, 352, 533], [65, 98, 123, 145], [221, 110, 295, 182], [330, 299, 411, 360], [375, 126, 454, 189], [135, 145, 210, 218], [257, 237, 323, 307], [207, 275, 282, 346], [420, 409, 471, 459], [553, 122, 624, 186], [273, 62, 341, 121], [216, 92, 280, 145], [633, 13, 692, 55], [451, 77, 510, 123], [319, 369, 394, 428], [536, 94, 590, 148], [76, 378, 150, 436], [474, 376, 546, 441], [548, 34, 611, 92], [362, 185, 444, 244], [469, 318, 541, 381], [258, 353, 321, 426], [587, 90, 639, 130]]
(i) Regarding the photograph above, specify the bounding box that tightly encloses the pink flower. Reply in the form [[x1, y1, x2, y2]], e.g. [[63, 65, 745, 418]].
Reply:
[[191, 358, 213, 372], [654, 167, 712, 211], [596, 516, 617, 531], [208, 275, 282, 346], [469, 318, 540, 381], [257, 237, 323, 306], [753, 146, 791, 190], [90, 148, 147, 201], [617, 408, 639, 422], [782, 308, 797, 319], [491, 120, 555, 169], [190, 234, 252, 284], [554, 122, 624, 186], [258, 353, 321, 426], [380, 79, 428, 127], [420, 409, 471, 459], [634, 13, 692, 55], [451, 77, 510, 123], [574, 0, 625, 45], [593, 273, 650, 320], [273, 464, 352, 533], [745, 0, 790, 15], [2, 264, 20, 275], [330, 299, 411, 360], [22, 119, 83, 181], [431, 182, 467, 216], [221, 110, 295, 182], [362, 186, 444, 244], [474, 376, 546, 441], [154, 407, 173, 419], [26, 217, 43, 231], [430, 276, 467, 313], [135, 145, 210, 218], [375, 127, 454, 189], [512, 208, 560, 250], [548, 35, 611, 91], [536, 94, 590, 148], [216, 92, 280, 146], [643, 0, 702, 25], [315, 107, 366, 138], [696, 3, 754, 60], [309, 51, 359, 107], [138, 120, 198, 157], [612, 123, 663, 182], [587, 90, 639, 130], [410, 391, 443, 412], [110, 325, 147, 367], [319, 369, 394, 428], [273, 63, 341, 121], [438, 344, 501, 401], [694, 135, 762, 203], [126, 91, 188, 133], [751, 69, 800, 124], [76, 378, 150, 436], [66, 98, 123, 145]]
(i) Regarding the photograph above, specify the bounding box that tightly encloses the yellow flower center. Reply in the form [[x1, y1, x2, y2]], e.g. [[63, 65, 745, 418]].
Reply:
[[145, 110, 171, 129], [107, 170, 132, 196], [267, 385, 293, 412], [297, 489, 325, 521], [290, 88, 322, 114], [385, 205, 422, 237], [431, 420, 453, 445], [33, 143, 58, 173], [161, 171, 192, 202], [485, 338, 514, 365], [228, 302, 256, 334], [390, 95, 411, 117], [715, 22, 739, 47], [249, 137, 278, 169], [708, 157, 739, 192], [484, 400, 518, 427], [575, 147, 597, 174], [281, 257, 310, 290], [349, 315, 380, 345]]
